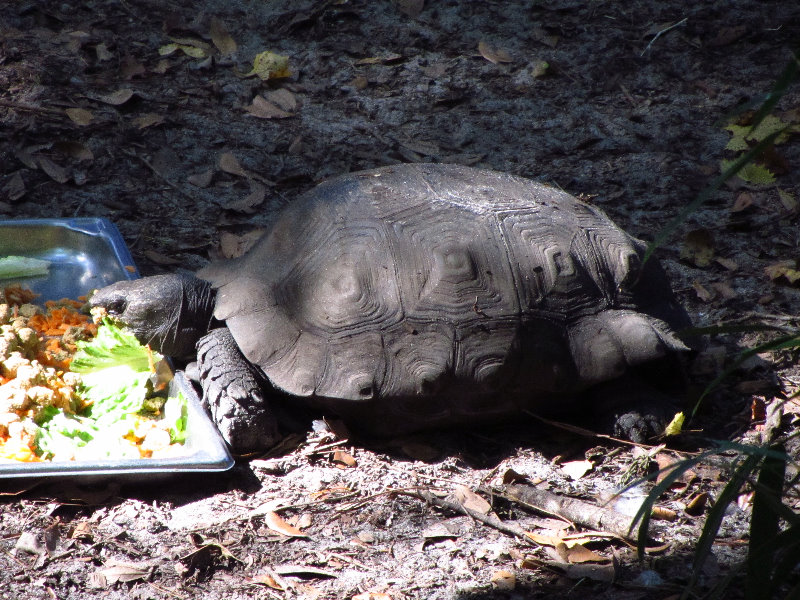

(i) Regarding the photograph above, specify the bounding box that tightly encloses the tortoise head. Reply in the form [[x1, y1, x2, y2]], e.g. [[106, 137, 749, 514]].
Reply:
[[89, 274, 215, 357]]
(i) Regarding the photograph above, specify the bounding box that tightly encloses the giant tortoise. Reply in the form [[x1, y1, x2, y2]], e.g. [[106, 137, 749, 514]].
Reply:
[[90, 163, 691, 452]]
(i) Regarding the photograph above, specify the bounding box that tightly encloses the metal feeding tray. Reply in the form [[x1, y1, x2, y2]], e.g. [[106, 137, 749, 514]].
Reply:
[[0, 218, 234, 480]]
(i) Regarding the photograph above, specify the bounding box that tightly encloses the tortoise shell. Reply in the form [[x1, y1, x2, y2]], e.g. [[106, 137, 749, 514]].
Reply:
[[199, 163, 688, 429]]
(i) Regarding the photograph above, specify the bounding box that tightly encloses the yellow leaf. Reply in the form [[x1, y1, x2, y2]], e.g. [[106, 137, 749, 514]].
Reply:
[[158, 43, 180, 56], [158, 42, 207, 58], [245, 51, 291, 80], [663, 412, 684, 437]]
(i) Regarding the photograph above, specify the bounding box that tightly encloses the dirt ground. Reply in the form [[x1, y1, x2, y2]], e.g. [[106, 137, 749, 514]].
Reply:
[[2, 1, 800, 598]]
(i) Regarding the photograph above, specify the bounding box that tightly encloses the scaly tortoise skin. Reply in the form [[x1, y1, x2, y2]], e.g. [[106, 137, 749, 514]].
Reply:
[[90, 163, 690, 452]]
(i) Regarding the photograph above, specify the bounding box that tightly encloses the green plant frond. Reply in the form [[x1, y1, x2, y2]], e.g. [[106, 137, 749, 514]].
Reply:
[[712, 439, 792, 462], [680, 453, 762, 600], [632, 450, 719, 560], [747, 444, 786, 600]]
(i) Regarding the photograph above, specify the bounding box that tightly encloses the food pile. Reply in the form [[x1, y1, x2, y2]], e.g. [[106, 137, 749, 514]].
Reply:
[[0, 284, 187, 463]]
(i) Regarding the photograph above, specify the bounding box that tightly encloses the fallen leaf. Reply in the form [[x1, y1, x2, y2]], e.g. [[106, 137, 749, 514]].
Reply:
[[490, 570, 516, 590], [530, 26, 559, 48], [95, 43, 113, 61], [144, 249, 181, 265], [98, 89, 135, 106], [560, 459, 593, 480], [245, 51, 291, 80], [265, 88, 298, 112], [252, 572, 285, 590], [684, 492, 708, 516], [663, 412, 684, 437], [680, 229, 714, 267], [478, 40, 512, 64], [210, 17, 237, 56], [272, 564, 335, 578], [778, 188, 797, 213], [37, 157, 70, 183], [332, 449, 357, 468], [422, 522, 459, 541], [710, 282, 736, 300], [218, 152, 249, 178], [651, 506, 678, 521], [654, 454, 697, 487], [132, 113, 165, 129], [557, 542, 608, 564], [732, 192, 756, 212], [89, 561, 149, 588], [765, 260, 800, 285], [3, 172, 26, 201], [187, 169, 214, 188], [453, 485, 491, 514], [245, 95, 293, 119], [692, 280, 714, 302], [159, 41, 208, 59], [65, 107, 94, 126], [71, 521, 93, 540], [225, 181, 266, 213], [530, 60, 549, 78], [265, 511, 309, 538]]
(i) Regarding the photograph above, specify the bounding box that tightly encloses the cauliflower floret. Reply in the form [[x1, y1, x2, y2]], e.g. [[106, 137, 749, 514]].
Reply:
[[11, 361, 46, 389], [0, 304, 10, 325], [62, 371, 82, 387], [0, 411, 20, 437], [15, 327, 40, 357], [0, 383, 30, 413], [26, 385, 55, 407], [1, 351, 29, 379], [17, 304, 40, 318]]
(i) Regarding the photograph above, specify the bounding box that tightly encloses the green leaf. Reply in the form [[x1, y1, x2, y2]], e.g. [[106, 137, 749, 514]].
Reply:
[[720, 159, 775, 185], [71, 320, 161, 373], [0, 255, 51, 279]]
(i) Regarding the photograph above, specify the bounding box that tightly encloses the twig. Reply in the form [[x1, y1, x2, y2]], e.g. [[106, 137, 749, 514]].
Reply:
[[524, 411, 649, 448], [396, 489, 538, 545], [122, 150, 201, 203], [641, 18, 688, 56], [0, 100, 64, 115]]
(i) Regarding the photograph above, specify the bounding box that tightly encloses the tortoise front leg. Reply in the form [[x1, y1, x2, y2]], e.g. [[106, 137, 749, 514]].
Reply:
[[196, 327, 279, 453]]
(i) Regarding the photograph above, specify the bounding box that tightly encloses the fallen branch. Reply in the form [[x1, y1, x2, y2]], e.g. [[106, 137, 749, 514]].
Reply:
[[499, 484, 650, 543]]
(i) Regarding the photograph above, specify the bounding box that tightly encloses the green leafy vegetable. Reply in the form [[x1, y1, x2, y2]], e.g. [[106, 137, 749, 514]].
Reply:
[[34, 321, 186, 460], [0, 255, 51, 280]]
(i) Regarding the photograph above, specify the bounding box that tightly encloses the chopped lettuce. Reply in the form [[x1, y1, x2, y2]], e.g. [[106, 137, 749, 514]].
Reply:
[[0, 255, 51, 280], [34, 321, 187, 460]]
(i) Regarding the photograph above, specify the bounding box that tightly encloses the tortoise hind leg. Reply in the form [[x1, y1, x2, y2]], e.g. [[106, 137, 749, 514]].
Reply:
[[197, 327, 279, 453]]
